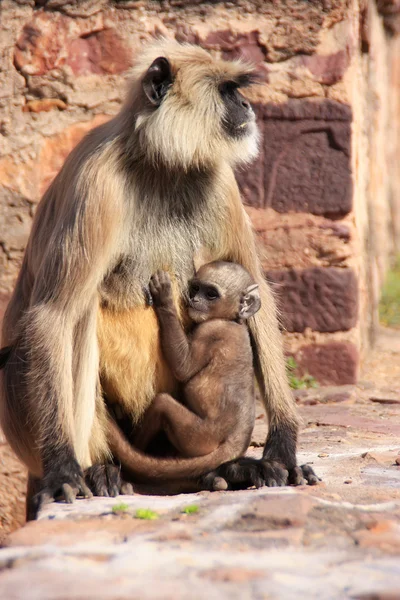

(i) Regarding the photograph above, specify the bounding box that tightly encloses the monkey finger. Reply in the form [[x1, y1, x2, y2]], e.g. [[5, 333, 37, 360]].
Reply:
[[266, 479, 278, 487], [212, 476, 228, 491], [77, 479, 93, 499], [250, 474, 265, 489], [121, 482, 134, 495], [299, 464, 320, 486], [143, 286, 153, 306], [159, 270, 171, 286], [61, 483, 77, 504], [148, 279, 158, 299], [260, 460, 288, 487], [85, 465, 109, 496], [288, 466, 307, 486], [149, 273, 160, 289]]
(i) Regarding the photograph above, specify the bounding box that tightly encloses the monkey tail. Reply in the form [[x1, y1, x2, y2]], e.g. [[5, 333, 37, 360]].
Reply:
[[107, 418, 231, 481]]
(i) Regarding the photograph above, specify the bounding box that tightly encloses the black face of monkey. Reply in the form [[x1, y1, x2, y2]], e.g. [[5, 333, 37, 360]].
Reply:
[[139, 52, 258, 167], [219, 81, 255, 139]]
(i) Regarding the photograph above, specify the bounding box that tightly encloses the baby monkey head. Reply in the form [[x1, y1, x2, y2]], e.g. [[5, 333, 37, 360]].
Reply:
[[188, 261, 261, 324]]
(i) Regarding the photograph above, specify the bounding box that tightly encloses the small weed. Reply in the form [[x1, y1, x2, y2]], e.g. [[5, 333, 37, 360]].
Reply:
[[287, 357, 318, 390], [112, 503, 130, 514], [135, 508, 159, 520], [182, 504, 199, 515], [379, 256, 400, 328]]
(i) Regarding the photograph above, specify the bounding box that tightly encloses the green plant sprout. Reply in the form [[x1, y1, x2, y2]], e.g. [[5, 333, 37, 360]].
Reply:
[[112, 503, 130, 514], [182, 504, 199, 514], [135, 508, 159, 520], [286, 357, 318, 390], [379, 256, 400, 328]]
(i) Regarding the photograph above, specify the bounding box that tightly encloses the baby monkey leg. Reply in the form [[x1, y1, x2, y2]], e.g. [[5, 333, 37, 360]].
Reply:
[[135, 392, 219, 457]]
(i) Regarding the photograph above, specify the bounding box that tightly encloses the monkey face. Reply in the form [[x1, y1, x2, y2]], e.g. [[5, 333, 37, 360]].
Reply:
[[187, 261, 261, 324], [132, 41, 260, 169], [219, 81, 256, 141], [187, 279, 226, 323]]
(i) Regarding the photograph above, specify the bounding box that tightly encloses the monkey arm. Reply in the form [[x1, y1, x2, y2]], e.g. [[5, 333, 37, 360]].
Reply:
[[149, 271, 208, 382], [155, 304, 206, 382], [0, 142, 126, 515]]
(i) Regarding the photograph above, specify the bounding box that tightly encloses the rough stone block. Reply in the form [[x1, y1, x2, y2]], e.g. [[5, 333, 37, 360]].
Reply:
[[293, 341, 359, 385], [14, 10, 132, 77], [236, 100, 352, 218], [266, 267, 358, 333], [246, 208, 353, 270]]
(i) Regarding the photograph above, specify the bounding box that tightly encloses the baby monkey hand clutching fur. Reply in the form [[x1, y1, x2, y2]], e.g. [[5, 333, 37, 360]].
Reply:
[[107, 262, 281, 488]]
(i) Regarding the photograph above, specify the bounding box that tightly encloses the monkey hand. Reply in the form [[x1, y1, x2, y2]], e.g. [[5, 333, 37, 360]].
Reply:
[[32, 459, 93, 516], [149, 270, 174, 308]]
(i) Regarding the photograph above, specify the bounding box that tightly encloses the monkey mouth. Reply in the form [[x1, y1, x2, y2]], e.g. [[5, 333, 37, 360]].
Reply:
[[237, 122, 249, 129], [188, 302, 207, 316], [188, 301, 201, 312]]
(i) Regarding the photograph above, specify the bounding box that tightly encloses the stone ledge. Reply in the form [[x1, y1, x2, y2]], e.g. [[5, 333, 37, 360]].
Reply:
[[2, 367, 400, 598]]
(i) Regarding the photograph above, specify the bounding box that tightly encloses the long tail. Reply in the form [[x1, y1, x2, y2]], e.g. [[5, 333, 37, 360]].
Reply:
[[107, 418, 231, 481]]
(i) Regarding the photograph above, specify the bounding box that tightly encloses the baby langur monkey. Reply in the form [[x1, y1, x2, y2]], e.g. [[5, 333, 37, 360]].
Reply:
[[107, 261, 275, 489]]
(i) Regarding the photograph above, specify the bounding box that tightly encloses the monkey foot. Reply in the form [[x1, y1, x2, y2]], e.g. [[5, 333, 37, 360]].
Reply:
[[32, 463, 93, 517], [288, 464, 321, 486], [200, 457, 288, 491], [85, 464, 134, 497]]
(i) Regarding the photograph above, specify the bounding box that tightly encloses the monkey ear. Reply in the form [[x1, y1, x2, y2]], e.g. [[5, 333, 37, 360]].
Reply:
[[142, 57, 173, 106], [239, 284, 261, 320]]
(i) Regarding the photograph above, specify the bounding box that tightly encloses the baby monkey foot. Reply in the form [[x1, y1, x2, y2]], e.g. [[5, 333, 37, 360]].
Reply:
[[85, 464, 134, 497], [148, 271, 174, 307]]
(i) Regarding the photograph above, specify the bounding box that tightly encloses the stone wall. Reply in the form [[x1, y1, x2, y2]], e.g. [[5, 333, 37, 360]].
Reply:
[[0, 0, 399, 382], [0, 0, 400, 540]]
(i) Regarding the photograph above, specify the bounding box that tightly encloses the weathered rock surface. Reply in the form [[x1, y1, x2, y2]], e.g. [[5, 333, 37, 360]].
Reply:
[[1, 327, 400, 598]]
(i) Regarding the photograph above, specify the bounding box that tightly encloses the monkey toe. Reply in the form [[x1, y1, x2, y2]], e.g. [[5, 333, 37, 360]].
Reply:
[[260, 460, 289, 487], [121, 482, 134, 495], [85, 465, 110, 496], [300, 464, 320, 486], [105, 464, 122, 497], [212, 476, 228, 491], [288, 464, 320, 486], [61, 483, 77, 504], [288, 466, 306, 486], [31, 467, 91, 518], [85, 464, 133, 497]]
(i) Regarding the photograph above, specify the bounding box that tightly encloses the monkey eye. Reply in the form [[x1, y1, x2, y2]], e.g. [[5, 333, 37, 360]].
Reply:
[[206, 287, 219, 300], [219, 81, 238, 97]]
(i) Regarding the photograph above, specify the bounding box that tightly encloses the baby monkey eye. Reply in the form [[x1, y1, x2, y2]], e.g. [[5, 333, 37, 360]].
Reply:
[[206, 287, 219, 300]]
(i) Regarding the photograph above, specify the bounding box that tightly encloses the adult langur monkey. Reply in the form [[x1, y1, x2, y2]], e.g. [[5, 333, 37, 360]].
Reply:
[[0, 40, 317, 513]]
